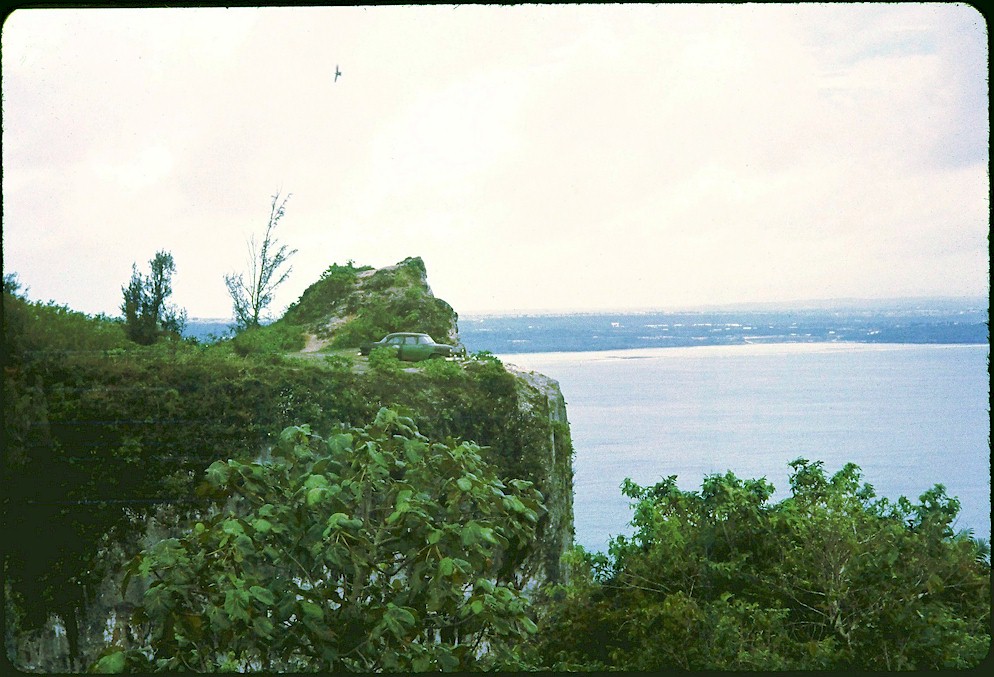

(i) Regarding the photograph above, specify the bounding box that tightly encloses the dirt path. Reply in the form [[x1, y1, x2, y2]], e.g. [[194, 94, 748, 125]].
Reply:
[[300, 333, 329, 353]]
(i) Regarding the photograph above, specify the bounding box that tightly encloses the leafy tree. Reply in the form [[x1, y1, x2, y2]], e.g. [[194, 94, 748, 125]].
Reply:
[[528, 460, 990, 671], [225, 191, 297, 332], [120, 250, 186, 345], [3, 271, 25, 296], [110, 408, 544, 672]]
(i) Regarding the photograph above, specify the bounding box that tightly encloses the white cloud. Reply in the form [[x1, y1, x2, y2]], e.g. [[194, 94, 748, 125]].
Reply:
[[359, 67, 527, 225], [93, 145, 175, 189], [1, 4, 988, 317]]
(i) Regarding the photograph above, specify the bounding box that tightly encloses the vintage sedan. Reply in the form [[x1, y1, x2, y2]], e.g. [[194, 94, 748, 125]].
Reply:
[[359, 332, 465, 361]]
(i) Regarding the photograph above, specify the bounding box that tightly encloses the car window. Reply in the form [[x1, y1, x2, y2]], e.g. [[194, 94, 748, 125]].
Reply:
[[417, 336, 430, 344], [386, 336, 402, 345], [404, 336, 418, 344]]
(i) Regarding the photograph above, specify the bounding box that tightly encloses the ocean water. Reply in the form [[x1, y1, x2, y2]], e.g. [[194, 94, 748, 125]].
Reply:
[[499, 343, 991, 555]]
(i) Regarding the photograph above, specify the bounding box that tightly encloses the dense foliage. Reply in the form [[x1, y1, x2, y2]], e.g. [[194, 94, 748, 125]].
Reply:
[[2, 278, 566, 670], [228, 321, 308, 356], [3, 284, 354, 653], [96, 409, 543, 672], [3, 275, 129, 356], [527, 460, 991, 670]]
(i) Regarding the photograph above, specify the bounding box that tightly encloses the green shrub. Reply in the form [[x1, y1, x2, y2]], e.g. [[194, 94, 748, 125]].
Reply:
[[367, 346, 403, 375], [322, 353, 354, 373], [3, 284, 130, 360], [527, 461, 992, 671], [471, 350, 503, 365], [419, 355, 465, 379], [230, 323, 306, 356]]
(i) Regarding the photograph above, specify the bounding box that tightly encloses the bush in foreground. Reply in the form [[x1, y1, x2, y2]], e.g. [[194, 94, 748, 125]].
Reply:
[[99, 409, 544, 672], [528, 459, 990, 671]]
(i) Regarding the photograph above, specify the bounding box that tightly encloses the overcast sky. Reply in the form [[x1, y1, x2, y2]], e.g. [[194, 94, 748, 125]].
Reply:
[[2, 4, 989, 318]]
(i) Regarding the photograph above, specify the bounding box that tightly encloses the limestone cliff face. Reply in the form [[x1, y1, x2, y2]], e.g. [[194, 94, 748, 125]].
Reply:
[[6, 510, 183, 672], [508, 367, 575, 584]]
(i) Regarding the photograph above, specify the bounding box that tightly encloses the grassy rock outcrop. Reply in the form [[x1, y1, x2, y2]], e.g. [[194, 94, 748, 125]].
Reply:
[[282, 256, 459, 352]]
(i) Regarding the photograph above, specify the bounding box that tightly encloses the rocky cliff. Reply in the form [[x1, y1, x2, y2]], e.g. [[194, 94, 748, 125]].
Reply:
[[507, 367, 575, 584], [4, 257, 575, 671]]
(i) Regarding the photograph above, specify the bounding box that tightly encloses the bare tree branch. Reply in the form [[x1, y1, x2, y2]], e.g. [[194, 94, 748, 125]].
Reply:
[[225, 191, 298, 331]]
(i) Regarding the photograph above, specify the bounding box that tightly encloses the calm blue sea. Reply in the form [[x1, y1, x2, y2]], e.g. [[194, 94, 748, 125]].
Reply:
[[498, 343, 990, 555]]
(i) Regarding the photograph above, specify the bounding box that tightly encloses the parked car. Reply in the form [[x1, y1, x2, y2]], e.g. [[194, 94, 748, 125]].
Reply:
[[360, 332, 465, 361]]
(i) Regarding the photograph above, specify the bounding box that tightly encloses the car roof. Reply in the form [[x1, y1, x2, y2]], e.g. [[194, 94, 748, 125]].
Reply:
[[384, 332, 429, 338]]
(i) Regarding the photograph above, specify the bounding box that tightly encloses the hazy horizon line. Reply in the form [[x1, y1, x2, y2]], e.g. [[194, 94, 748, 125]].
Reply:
[[176, 293, 990, 322]]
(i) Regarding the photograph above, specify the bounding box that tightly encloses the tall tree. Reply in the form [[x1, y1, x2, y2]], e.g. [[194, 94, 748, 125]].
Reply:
[[121, 250, 186, 345], [225, 191, 298, 331]]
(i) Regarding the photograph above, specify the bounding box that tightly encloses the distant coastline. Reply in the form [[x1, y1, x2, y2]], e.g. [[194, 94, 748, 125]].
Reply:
[[183, 298, 989, 351], [457, 305, 988, 355], [457, 295, 989, 317]]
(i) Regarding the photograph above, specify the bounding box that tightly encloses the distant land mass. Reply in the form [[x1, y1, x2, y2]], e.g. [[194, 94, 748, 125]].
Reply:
[[683, 295, 989, 314], [181, 319, 237, 342], [460, 295, 990, 316], [184, 297, 989, 354]]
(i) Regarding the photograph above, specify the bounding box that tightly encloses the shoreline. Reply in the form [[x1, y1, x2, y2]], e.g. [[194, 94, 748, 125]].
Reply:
[[498, 341, 990, 366]]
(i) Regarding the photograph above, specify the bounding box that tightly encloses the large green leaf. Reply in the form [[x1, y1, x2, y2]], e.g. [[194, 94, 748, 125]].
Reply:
[[252, 615, 274, 638], [300, 600, 324, 622], [223, 589, 251, 622], [92, 650, 126, 673], [249, 585, 275, 606]]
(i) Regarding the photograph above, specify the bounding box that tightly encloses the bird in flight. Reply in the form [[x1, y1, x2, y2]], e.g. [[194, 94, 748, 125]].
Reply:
[[334, 65, 342, 82]]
